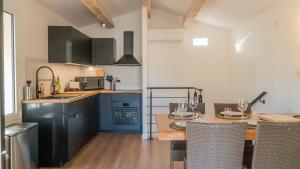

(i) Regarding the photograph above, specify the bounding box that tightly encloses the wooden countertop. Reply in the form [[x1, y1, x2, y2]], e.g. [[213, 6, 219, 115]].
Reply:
[[156, 114, 256, 141], [22, 89, 142, 104]]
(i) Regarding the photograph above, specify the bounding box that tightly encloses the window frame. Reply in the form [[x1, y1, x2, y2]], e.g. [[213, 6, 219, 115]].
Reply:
[[3, 10, 17, 116], [193, 37, 209, 47]]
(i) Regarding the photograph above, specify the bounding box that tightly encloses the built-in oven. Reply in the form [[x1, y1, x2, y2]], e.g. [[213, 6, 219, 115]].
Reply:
[[111, 94, 142, 133], [112, 108, 140, 131]]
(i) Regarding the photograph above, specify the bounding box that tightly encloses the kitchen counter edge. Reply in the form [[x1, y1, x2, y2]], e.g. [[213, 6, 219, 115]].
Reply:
[[22, 90, 143, 104]]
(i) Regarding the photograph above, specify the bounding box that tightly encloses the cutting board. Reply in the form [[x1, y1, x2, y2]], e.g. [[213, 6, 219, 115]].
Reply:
[[258, 114, 300, 123]]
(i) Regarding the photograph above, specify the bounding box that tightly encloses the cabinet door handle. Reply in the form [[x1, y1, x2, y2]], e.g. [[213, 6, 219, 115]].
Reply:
[[73, 114, 79, 118], [123, 103, 129, 107]]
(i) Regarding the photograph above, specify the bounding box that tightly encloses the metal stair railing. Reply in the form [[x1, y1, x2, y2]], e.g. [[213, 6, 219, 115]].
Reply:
[[147, 87, 203, 140]]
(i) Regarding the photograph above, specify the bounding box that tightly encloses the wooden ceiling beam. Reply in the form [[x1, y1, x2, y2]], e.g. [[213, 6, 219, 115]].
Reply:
[[81, 0, 114, 28], [142, 0, 151, 18], [182, 0, 206, 28]]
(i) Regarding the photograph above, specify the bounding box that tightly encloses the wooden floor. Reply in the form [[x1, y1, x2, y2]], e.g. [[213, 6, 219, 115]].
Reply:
[[40, 133, 183, 169]]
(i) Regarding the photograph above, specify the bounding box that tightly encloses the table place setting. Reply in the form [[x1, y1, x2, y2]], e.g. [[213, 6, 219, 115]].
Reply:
[[168, 96, 205, 129], [168, 111, 197, 120], [169, 115, 259, 130], [168, 98, 261, 130]]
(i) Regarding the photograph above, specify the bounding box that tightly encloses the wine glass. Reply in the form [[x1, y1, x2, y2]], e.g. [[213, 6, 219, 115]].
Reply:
[[189, 96, 198, 116], [188, 97, 199, 118], [237, 99, 248, 116]]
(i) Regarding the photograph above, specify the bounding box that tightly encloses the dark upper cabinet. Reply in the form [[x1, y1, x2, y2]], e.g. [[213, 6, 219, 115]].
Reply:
[[92, 38, 115, 65], [48, 26, 91, 65]]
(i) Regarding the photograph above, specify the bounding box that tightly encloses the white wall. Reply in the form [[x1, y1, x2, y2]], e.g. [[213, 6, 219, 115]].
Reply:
[[4, 0, 82, 124], [148, 8, 183, 29], [148, 22, 232, 114], [142, 7, 148, 139], [80, 10, 142, 90], [230, 0, 300, 113]]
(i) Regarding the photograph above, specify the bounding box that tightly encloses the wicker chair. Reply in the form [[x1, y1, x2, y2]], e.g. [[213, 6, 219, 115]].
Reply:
[[170, 140, 186, 169], [251, 122, 300, 169], [214, 103, 253, 168], [169, 103, 205, 169], [186, 122, 248, 169]]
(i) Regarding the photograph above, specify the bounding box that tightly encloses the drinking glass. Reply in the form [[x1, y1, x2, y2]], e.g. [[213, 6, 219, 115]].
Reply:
[[251, 111, 257, 120], [223, 107, 232, 118], [178, 102, 187, 120], [224, 107, 232, 113], [237, 99, 248, 116], [174, 108, 179, 116], [189, 96, 198, 113]]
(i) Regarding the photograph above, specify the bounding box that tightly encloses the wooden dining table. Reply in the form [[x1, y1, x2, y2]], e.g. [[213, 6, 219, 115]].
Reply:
[[155, 113, 257, 141]]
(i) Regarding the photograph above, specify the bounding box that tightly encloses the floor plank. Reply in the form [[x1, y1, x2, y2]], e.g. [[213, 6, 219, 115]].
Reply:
[[40, 133, 183, 169]]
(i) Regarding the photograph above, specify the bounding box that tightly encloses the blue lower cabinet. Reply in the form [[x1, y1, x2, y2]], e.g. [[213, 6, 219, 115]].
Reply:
[[67, 111, 86, 158], [89, 95, 98, 137], [22, 103, 68, 167], [21, 93, 141, 167], [22, 97, 98, 167], [99, 94, 113, 131]]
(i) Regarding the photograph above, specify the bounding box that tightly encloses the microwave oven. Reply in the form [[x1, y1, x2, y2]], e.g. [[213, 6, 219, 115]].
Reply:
[[75, 77, 104, 90]]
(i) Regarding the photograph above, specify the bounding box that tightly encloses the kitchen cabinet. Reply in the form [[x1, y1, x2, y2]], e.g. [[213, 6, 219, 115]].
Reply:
[[92, 38, 115, 65], [67, 99, 90, 158], [98, 94, 112, 131], [67, 111, 86, 158], [22, 103, 68, 167], [22, 96, 97, 167], [88, 95, 98, 137], [22, 92, 141, 167], [48, 26, 91, 65]]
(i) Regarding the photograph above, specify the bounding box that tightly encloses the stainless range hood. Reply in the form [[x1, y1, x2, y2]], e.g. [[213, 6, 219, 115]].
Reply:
[[115, 31, 140, 66]]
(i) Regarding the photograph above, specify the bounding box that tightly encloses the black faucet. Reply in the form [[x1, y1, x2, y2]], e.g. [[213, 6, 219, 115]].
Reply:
[[36, 66, 56, 98]]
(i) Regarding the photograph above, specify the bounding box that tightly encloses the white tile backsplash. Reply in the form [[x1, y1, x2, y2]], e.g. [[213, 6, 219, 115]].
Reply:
[[80, 65, 142, 90], [25, 57, 142, 94]]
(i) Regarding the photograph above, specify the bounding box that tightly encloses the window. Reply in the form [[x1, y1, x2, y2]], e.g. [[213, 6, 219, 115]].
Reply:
[[193, 38, 208, 46], [3, 11, 16, 115]]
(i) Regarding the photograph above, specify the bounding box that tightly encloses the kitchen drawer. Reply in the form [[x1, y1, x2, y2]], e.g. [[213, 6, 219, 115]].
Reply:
[[112, 100, 140, 108], [111, 93, 140, 102]]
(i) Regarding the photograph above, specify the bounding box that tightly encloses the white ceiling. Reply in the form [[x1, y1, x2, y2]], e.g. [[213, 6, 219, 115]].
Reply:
[[36, 0, 284, 29], [98, 0, 141, 17], [36, 0, 140, 27], [36, 0, 97, 27], [152, 0, 194, 17], [196, 0, 283, 29]]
